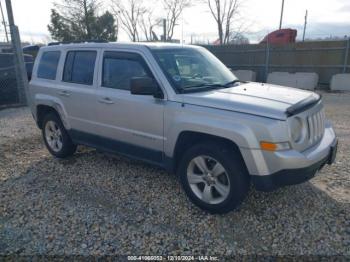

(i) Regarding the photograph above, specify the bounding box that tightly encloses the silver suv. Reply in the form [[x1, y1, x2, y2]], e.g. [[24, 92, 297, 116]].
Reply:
[[28, 42, 338, 213]]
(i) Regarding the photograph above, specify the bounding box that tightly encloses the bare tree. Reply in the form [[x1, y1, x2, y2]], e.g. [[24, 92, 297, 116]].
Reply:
[[206, 0, 241, 44], [111, 0, 146, 42], [140, 10, 161, 41], [229, 32, 249, 44], [227, 20, 251, 44], [162, 0, 191, 41]]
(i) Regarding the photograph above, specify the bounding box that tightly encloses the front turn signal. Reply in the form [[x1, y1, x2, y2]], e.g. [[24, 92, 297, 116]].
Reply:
[[260, 141, 290, 151]]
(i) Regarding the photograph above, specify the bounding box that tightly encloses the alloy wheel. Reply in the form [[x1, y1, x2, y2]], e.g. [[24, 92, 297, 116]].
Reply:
[[45, 120, 63, 152], [187, 155, 230, 204]]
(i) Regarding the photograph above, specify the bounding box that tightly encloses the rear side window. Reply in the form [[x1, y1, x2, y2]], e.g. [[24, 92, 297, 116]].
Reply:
[[63, 51, 96, 85], [37, 51, 60, 80], [102, 52, 152, 90]]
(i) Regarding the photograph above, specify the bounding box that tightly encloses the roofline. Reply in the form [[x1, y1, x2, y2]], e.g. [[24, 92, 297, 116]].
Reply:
[[39, 42, 200, 51]]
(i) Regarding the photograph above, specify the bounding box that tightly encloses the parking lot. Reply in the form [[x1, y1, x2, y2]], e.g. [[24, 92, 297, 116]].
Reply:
[[0, 92, 349, 257]]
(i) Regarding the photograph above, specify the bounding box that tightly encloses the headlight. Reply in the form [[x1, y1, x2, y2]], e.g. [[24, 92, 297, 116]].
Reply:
[[290, 117, 305, 143]]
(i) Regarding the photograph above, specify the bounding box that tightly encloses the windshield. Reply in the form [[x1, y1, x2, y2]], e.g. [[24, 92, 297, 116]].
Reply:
[[151, 47, 238, 92]]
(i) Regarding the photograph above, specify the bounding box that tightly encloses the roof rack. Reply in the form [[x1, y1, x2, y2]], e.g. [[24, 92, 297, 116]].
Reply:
[[48, 40, 108, 46]]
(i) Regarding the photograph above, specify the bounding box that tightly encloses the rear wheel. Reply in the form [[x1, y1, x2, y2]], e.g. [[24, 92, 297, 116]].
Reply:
[[42, 113, 76, 158], [178, 142, 249, 214]]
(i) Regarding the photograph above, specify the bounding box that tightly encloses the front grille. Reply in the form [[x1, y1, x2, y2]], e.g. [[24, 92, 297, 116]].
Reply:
[[307, 108, 325, 145]]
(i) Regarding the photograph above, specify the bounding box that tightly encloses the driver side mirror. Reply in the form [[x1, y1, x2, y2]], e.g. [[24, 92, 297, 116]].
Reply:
[[130, 77, 163, 99]]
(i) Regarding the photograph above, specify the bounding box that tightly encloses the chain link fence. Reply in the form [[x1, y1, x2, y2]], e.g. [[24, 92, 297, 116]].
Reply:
[[0, 46, 32, 108], [0, 0, 30, 108], [0, 40, 20, 108], [0, 65, 18, 106], [204, 39, 350, 88]]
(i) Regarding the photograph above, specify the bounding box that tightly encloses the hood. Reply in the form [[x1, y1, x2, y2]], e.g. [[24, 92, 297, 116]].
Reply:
[[182, 82, 317, 120]]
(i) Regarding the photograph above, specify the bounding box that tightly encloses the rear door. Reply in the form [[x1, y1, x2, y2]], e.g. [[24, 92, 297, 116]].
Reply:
[[95, 50, 165, 163], [56, 48, 100, 135]]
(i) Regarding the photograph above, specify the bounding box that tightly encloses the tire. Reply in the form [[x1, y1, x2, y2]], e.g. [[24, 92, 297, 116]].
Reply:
[[42, 112, 77, 158], [177, 142, 250, 214]]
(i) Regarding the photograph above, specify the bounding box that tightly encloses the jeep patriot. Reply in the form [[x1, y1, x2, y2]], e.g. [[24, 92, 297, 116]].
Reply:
[[28, 42, 338, 213]]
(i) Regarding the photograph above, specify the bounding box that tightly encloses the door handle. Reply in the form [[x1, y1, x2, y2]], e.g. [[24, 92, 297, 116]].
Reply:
[[98, 97, 114, 104], [58, 90, 70, 97]]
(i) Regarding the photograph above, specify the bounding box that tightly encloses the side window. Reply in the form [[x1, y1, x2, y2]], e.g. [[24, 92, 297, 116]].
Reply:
[[63, 51, 96, 85], [37, 51, 60, 80], [102, 52, 152, 90]]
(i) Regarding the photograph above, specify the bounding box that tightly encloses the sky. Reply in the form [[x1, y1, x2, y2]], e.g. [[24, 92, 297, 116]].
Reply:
[[1, 0, 350, 44]]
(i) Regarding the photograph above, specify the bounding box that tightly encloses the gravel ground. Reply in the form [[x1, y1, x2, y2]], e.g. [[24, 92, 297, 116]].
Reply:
[[0, 92, 349, 257]]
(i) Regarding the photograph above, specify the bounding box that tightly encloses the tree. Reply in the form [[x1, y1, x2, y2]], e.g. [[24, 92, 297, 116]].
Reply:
[[229, 32, 249, 44], [111, 0, 146, 42], [162, 0, 191, 41], [206, 0, 241, 44], [92, 11, 118, 41], [48, 0, 118, 42], [48, 9, 76, 42], [140, 10, 161, 41]]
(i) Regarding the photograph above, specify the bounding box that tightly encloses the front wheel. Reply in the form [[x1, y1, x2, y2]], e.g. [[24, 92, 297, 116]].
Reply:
[[178, 142, 249, 214]]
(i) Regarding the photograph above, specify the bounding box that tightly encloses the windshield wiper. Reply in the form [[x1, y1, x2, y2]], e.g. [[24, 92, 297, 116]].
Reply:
[[223, 79, 241, 87], [177, 84, 222, 93], [186, 83, 225, 89], [179, 80, 241, 93], [184, 83, 228, 92], [186, 81, 239, 89]]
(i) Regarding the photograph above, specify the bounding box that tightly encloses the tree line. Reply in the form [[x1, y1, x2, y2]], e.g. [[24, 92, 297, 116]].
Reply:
[[48, 0, 246, 45]]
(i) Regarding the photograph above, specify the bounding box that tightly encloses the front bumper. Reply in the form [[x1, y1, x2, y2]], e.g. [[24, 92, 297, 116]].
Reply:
[[248, 123, 338, 191], [252, 139, 337, 191]]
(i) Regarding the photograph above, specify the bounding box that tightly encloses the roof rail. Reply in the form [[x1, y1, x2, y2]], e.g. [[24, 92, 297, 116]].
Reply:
[[48, 40, 108, 46]]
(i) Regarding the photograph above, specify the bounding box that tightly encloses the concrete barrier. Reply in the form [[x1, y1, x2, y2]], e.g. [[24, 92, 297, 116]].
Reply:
[[267, 72, 318, 90], [330, 74, 350, 91], [295, 73, 319, 90], [267, 72, 295, 87], [231, 70, 256, 82]]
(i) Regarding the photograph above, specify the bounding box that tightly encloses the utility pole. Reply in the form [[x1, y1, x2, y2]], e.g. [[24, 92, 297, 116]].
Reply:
[[302, 10, 308, 42], [5, 0, 28, 105], [162, 19, 167, 42], [0, 0, 9, 42], [279, 0, 285, 30], [181, 14, 184, 45]]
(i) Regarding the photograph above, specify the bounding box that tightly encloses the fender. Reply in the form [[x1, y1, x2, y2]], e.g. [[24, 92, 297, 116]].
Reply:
[[164, 107, 261, 159], [34, 94, 71, 130]]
